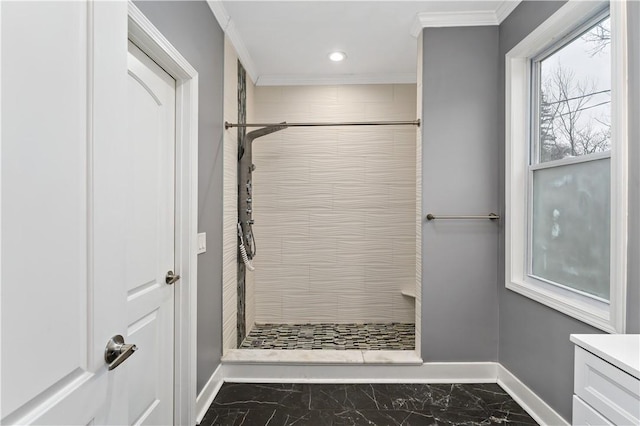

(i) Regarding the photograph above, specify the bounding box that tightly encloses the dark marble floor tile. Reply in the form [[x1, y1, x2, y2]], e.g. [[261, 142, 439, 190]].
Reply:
[[331, 409, 437, 425], [204, 383, 539, 426], [209, 383, 305, 409], [201, 409, 332, 426], [378, 383, 445, 411], [308, 384, 397, 410], [491, 410, 539, 425], [430, 405, 537, 425]]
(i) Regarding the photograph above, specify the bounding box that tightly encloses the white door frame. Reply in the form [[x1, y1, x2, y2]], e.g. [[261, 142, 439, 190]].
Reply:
[[128, 3, 199, 425]]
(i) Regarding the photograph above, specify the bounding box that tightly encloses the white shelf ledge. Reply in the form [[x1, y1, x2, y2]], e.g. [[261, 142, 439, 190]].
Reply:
[[401, 290, 416, 298]]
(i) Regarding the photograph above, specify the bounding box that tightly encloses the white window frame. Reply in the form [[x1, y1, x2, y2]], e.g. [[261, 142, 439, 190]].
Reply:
[[505, 0, 628, 333]]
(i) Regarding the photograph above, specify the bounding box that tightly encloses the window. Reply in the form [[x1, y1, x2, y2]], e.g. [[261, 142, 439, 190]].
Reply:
[[530, 13, 611, 301], [505, 1, 628, 333]]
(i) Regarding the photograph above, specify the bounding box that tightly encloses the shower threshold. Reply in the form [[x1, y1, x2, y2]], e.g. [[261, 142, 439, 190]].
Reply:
[[221, 348, 422, 365]]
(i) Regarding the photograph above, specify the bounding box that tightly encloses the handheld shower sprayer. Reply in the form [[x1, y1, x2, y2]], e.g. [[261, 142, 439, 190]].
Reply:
[[237, 223, 255, 271]]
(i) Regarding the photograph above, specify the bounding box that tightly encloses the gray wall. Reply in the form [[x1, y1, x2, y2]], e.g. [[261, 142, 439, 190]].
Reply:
[[133, 1, 225, 394], [626, 0, 640, 334], [497, 0, 640, 421], [421, 26, 500, 361]]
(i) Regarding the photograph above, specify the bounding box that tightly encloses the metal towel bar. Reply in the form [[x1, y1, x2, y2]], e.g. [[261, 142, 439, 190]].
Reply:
[[225, 119, 420, 129], [426, 213, 500, 221]]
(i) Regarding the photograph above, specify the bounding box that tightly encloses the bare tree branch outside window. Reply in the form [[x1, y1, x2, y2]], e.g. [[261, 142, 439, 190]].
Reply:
[[538, 17, 611, 162]]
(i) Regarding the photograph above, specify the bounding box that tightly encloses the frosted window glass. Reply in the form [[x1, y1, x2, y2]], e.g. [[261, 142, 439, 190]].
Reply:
[[531, 158, 610, 299]]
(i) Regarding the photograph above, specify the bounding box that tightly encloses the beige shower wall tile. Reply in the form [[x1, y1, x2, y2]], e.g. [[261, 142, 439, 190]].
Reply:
[[393, 294, 416, 323], [357, 238, 394, 265], [282, 85, 339, 104], [333, 183, 388, 211], [415, 38, 423, 345], [337, 84, 394, 103], [245, 269, 255, 331], [253, 102, 312, 123], [365, 265, 414, 290], [281, 184, 334, 210], [297, 142, 340, 160], [255, 86, 283, 102], [282, 237, 337, 264], [365, 102, 416, 121], [336, 293, 395, 323], [309, 166, 364, 186], [392, 238, 417, 266], [222, 281, 237, 351], [255, 290, 283, 323], [389, 164, 417, 186], [336, 239, 370, 264], [337, 128, 394, 157], [257, 264, 311, 292], [394, 127, 418, 143], [393, 132, 418, 159], [364, 157, 414, 186], [253, 211, 310, 238], [309, 264, 366, 291], [388, 182, 416, 201], [223, 316, 236, 353], [309, 210, 365, 239], [252, 192, 281, 210], [414, 291, 422, 352], [282, 291, 339, 323], [223, 40, 239, 351], [252, 84, 417, 324], [251, 236, 282, 265], [393, 84, 418, 104], [280, 127, 340, 142], [222, 238, 237, 269], [364, 211, 413, 240], [308, 103, 367, 122]]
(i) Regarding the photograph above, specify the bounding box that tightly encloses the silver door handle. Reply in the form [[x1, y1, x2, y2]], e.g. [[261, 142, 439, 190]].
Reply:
[[165, 270, 180, 285], [105, 335, 137, 371]]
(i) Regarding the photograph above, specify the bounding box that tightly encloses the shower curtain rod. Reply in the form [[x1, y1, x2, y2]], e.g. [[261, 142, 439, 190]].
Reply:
[[224, 119, 420, 130]]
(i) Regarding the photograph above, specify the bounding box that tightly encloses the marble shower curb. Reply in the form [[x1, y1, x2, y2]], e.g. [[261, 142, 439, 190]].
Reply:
[[221, 349, 423, 365]]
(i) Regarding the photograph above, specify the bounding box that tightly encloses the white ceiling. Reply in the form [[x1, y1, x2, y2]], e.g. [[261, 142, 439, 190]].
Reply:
[[208, 1, 521, 86]]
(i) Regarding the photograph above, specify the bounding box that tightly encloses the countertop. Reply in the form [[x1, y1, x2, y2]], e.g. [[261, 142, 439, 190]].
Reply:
[[570, 334, 640, 379]]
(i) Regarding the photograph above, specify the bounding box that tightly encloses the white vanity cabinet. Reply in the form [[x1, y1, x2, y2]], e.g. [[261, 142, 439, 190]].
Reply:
[[571, 334, 640, 426]]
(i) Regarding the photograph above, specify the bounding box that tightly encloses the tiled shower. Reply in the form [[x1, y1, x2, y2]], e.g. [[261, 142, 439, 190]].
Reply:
[[251, 84, 417, 323], [224, 38, 420, 352]]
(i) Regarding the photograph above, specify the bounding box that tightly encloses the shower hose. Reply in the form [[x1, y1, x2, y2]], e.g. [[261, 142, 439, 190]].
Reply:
[[237, 223, 255, 271]]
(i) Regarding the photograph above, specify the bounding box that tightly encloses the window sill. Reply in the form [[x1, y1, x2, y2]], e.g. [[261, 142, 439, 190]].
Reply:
[[506, 278, 616, 333]]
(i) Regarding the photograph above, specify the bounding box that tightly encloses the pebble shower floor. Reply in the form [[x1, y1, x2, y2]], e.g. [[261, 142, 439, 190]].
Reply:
[[240, 323, 415, 350]]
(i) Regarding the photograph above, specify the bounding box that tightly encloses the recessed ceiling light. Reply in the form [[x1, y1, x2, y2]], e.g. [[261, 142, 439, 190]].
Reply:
[[328, 51, 347, 62]]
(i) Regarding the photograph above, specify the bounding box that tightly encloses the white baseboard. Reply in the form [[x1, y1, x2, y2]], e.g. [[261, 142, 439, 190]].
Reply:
[[497, 364, 569, 426], [221, 361, 499, 384], [195, 364, 224, 425]]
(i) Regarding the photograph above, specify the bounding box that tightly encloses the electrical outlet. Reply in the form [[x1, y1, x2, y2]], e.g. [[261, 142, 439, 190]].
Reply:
[[197, 232, 206, 254]]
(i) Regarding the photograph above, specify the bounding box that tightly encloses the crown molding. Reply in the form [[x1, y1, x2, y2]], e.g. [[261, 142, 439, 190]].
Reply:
[[206, 0, 229, 29], [410, 10, 498, 36], [495, 0, 522, 23], [255, 72, 417, 87], [207, 0, 258, 83], [410, 1, 522, 37]]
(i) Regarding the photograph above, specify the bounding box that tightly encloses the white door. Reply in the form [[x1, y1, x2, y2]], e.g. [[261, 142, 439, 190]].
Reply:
[[1, 3, 177, 424], [125, 40, 176, 425]]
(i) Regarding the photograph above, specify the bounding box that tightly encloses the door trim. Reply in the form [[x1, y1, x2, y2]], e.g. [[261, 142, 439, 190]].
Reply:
[[128, 4, 199, 426]]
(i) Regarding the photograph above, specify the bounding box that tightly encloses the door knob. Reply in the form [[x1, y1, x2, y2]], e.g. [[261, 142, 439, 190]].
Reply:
[[104, 335, 137, 371], [165, 270, 180, 285]]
